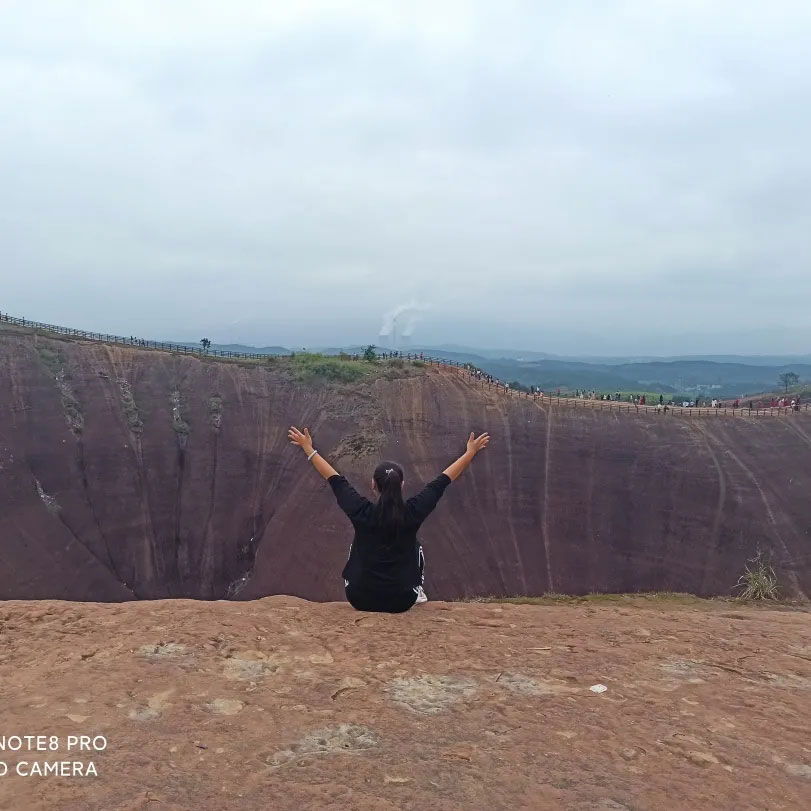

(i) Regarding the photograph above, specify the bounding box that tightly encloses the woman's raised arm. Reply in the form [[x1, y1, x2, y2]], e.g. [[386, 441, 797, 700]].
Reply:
[[288, 426, 340, 480], [443, 432, 490, 481]]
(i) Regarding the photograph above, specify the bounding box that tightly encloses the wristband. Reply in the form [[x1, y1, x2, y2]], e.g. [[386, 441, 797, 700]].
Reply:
[[307, 449, 319, 461]]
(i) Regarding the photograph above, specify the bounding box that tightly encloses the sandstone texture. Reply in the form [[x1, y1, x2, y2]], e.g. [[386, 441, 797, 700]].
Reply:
[[1, 327, 810, 601], [0, 597, 809, 810]]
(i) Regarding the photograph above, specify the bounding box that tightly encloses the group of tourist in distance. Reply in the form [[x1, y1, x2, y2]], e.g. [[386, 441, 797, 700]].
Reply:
[[459, 364, 803, 412]]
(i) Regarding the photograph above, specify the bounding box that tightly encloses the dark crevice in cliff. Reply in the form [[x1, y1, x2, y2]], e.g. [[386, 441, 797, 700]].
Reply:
[[202, 428, 220, 599], [76, 442, 139, 597], [168, 371, 192, 596], [118, 368, 159, 598], [128, 436, 160, 597], [226, 506, 271, 599], [226, 535, 261, 598], [170, 447, 187, 595], [28, 348, 137, 597], [30, 470, 137, 600]]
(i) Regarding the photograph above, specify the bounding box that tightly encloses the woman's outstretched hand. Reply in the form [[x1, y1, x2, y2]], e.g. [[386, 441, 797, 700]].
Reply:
[[443, 431, 490, 481], [288, 426, 314, 455], [290, 425, 340, 479], [466, 431, 490, 456]]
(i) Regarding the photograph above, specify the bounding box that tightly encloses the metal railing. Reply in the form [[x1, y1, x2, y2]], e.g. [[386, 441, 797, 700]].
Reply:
[[1, 312, 285, 360], [0, 311, 468, 369], [2, 312, 807, 417]]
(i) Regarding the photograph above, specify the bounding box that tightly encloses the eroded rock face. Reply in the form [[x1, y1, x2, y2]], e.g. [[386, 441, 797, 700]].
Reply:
[[1, 328, 810, 601], [0, 597, 808, 810]]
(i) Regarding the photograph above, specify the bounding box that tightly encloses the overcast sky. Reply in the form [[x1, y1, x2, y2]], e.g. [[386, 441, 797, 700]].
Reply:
[[2, 1, 810, 355]]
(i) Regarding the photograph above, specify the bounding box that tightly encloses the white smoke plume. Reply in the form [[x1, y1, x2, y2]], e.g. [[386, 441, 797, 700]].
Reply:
[[379, 301, 429, 344]]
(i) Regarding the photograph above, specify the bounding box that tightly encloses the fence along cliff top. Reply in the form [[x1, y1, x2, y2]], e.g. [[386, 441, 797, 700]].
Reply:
[[1, 311, 807, 418]]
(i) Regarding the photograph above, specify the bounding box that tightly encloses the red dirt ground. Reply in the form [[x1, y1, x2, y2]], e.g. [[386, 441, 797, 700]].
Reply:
[[0, 597, 808, 810]]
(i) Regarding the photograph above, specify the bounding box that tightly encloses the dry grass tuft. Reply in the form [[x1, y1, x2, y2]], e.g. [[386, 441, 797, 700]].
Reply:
[[735, 553, 779, 601]]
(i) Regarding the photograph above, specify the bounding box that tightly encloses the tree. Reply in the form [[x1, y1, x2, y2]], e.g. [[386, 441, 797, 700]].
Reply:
[[200, 338, 211, 352], [778, 371, 799, 392], [363, 344, 377, 362]]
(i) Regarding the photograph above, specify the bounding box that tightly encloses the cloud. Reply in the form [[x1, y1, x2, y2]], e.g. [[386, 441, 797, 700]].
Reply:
[[1, 1, 809, 354]]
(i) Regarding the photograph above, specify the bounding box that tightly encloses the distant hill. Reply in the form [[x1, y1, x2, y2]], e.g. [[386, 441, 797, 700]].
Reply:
[[209, 342, 291, 355], [165, 340, 292, 355], [425, 343, 811, 367], [406, 349, 811, 397]]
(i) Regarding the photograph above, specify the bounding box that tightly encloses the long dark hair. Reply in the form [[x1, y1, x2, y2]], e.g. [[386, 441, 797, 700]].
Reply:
[[372, 460, 405, 531]]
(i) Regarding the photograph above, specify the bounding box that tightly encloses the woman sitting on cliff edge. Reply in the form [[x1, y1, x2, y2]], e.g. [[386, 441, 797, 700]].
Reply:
[[287, 425, 490, 613]]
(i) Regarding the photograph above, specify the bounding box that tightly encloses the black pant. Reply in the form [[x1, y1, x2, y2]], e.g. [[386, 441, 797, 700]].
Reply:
[[345, 585, 417, 613], [344, 546, 425, 614], [345, 545, 424, 614]]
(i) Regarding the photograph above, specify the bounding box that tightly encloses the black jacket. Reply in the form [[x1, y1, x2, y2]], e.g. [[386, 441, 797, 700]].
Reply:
[[328, 473, 451, 591]]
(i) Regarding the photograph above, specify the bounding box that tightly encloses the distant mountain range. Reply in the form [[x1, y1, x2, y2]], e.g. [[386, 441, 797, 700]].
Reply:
[[471, 358, 811, 397], [421, 343, 811, 367], [165, 340, 292, 355]]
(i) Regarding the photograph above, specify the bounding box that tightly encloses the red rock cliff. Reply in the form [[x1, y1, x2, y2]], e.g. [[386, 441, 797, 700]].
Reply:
[[1, 328, 809, 601]]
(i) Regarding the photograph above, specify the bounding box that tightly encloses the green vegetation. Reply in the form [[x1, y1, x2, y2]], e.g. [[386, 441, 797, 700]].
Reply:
[[283, 352, 424, 384], [363, 344, 377, 362], [195, 350, 424, 383], [289, 352, 370, 383], [382, 358, 427, 379], [735, 553, 779, 601]]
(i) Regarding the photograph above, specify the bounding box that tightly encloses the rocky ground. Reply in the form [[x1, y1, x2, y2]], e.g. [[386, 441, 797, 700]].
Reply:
[[0, 596, 809, 810]]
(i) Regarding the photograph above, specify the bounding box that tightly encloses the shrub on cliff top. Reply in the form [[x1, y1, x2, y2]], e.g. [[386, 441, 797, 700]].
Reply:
[[279, 352, 424, 384], [290, 353, 368, 383]]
